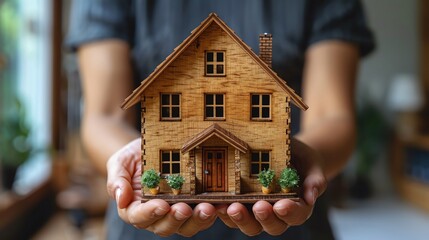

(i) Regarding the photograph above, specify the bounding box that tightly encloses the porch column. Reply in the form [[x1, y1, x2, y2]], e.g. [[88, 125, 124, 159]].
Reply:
[[188, 149, 196, 195], [234, 149, 241, 194]]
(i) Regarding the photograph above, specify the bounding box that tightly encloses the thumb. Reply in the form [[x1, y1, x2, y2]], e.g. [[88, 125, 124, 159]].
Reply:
[[113, 177, 135, 209], [302, 167, 326, 206]]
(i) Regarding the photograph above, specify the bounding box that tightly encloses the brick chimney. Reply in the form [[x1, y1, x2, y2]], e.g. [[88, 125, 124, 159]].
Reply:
[[259, 33, 272, 68]]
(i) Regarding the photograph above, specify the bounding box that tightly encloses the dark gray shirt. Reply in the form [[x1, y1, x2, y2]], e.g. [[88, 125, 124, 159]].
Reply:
[[67, 1, 374, 239]]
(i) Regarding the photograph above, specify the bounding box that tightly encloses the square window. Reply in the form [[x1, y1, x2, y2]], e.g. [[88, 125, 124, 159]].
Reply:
[[160, 93, 181, 120], [161, 150, 181, 175], [205, 51, 225, 76], [250, 151, 271, 175], [251, 94, 271, 120], [205, 94, 225, 119]]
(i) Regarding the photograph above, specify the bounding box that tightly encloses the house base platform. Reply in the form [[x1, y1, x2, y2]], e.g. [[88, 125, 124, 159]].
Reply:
[[141, 192, 299, 204]]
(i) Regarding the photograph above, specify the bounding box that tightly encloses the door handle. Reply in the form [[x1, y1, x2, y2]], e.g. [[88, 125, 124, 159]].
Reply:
[[204, 170, 210, 175]]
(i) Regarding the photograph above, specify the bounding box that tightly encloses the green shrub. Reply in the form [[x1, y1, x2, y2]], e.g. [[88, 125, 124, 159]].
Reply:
[[258, 169, 275, 188], [166, 174, 185, 190], [141, 169, 161, 188], [278, 167, 300, 189]]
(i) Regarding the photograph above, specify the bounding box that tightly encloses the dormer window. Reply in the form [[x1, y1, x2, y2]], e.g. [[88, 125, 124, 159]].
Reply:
[[205, 51, 225, 76]]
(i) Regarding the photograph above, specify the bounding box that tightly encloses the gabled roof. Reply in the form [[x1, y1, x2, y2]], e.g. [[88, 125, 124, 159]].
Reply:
[[121, 13, 308, 111], [182, 123, 249, 153]]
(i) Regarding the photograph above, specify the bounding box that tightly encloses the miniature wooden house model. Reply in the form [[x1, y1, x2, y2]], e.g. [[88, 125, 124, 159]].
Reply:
[[122, 13, 307, 203]]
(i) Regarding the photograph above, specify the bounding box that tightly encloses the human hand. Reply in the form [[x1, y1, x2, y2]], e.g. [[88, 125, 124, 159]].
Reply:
[[106, 138, 217, 237], [216, 138, 327, 236]]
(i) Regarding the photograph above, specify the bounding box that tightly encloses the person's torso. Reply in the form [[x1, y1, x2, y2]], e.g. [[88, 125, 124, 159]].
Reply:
[[130, 0, 308, 92]]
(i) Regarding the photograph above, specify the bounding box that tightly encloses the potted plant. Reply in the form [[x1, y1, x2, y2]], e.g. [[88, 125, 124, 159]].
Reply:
[[141, 169, 161, 195], [0, 97, 33, 190], [351, 103, 387, 199], [258, 169, 275, 194], [166, 174, 185, 195], [278, 167, 300, 193]]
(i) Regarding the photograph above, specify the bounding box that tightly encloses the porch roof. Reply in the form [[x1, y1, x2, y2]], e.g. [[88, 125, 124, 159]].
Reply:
[[181, 123, 249, 153]]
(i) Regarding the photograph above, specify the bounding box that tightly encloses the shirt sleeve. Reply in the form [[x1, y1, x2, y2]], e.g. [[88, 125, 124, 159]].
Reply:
[[307, 0, 375, 57], [65, 0, 134, 52]]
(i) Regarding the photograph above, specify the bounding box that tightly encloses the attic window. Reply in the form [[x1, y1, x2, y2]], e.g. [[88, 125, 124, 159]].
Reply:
[[205, 51, 225, 76]]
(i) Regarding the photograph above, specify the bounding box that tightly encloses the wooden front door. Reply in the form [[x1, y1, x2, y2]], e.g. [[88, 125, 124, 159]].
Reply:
[[203, 149, 226, 192]]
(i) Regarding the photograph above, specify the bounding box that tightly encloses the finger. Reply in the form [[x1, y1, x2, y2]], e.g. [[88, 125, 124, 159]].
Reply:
[[302, 165, 326, 206], [273, 198, 313, 226], [106, 138, 141, 208], [216, 204, 237, 228], [290, 138, 327, 205], [148, 202, 193, 237], [227, 203, 263, 236], [253, 201, 289, 236], [114, 181, 135, 209], [177, 203, 217, 237], [117, 199, 170, 228]]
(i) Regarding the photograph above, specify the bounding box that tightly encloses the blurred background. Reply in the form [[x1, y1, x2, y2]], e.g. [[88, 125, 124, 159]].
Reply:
[[0, 0, 428, 239]]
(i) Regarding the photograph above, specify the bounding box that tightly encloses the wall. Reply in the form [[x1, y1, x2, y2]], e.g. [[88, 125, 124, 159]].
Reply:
[[359, 0, 419, 106], [353, 0, 419, 194]]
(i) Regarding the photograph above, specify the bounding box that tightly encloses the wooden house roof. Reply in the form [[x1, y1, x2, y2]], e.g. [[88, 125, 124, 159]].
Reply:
[[121, 13, 308, 111], [182, 123, 249, 153]]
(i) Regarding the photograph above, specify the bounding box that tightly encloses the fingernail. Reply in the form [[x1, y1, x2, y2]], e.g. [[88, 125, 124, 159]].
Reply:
[[312, 188, 319, 205], [115, 188, 122, 203], [230, 212, 242, 221], [199, 211, 210, 220], [174, 210, 188, 221], [154, 207, 169, 217], [255, 211, 268, 221]]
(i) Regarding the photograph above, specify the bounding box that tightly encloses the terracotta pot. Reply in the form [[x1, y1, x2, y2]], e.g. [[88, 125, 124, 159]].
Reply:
[[172, 189, 181, 195], [281, 187, 292, 193], [261, 186, 271, 194], [149, 186, 160, 195]]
